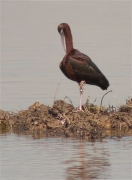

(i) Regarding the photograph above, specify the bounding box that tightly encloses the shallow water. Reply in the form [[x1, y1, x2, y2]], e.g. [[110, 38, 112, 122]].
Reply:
[[0, 133, 132, 180], [1, 1, 131, 111]]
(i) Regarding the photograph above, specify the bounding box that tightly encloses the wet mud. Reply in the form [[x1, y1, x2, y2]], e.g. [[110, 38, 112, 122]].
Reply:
[[0, 97, 132, 140]]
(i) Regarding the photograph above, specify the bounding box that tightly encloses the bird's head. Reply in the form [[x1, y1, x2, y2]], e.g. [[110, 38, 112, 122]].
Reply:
[[58, 23, 73, 54], [58, 23, 69, 35]]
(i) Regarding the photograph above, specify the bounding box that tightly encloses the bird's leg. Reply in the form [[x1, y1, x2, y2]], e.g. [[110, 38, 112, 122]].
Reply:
[[78, 81, 86, 110]]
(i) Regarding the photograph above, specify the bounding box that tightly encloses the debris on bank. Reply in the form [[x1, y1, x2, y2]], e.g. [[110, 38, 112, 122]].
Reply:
[[0, 97, 132, 140]]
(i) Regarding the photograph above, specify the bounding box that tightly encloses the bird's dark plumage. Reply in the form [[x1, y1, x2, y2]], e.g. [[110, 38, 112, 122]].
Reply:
[[60, 49, 109, 90], [58, 23, 109, 110]]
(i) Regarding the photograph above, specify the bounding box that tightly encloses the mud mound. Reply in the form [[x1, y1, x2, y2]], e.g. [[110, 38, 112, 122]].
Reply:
[[0, 110, 10, 132], [0, 98, 132, 140]]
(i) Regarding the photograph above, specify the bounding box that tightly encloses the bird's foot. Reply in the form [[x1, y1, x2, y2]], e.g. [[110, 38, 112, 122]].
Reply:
[[73, 105, 85, 112]]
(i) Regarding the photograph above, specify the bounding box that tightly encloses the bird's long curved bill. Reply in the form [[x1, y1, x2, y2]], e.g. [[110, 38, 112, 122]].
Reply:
[[60, 32, 66, 53]]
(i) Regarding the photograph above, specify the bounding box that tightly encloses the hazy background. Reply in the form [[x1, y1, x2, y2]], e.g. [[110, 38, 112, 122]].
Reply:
[[1, 1, 131, 111]]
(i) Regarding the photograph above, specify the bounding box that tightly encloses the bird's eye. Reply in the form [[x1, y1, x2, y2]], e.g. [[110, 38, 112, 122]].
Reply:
[[60, 29, 63, 34]]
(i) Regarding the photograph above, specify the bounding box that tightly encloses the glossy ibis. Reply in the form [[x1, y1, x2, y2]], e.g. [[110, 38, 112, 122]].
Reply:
[[58, 23, 109, 110]]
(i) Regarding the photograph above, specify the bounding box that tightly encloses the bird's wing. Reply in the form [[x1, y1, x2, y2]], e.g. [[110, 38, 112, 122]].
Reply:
[[67, 50, 108, 86]]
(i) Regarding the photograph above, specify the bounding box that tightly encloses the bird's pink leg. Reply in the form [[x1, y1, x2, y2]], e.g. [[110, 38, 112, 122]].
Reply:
[[78, 81, 86, 110], [79, 89, 83, 110]]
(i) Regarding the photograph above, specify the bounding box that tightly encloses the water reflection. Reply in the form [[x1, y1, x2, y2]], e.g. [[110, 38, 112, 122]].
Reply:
[[65, 141, 110, 180], [1, 133, 131, 180]]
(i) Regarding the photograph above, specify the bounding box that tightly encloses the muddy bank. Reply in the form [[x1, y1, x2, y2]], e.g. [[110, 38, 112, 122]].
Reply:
[[0, 97, 132, 140]]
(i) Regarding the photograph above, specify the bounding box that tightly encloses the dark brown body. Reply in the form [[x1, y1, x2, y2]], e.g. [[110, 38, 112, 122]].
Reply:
[[60, 49, 109, 90], [58, 23, 109, 90]]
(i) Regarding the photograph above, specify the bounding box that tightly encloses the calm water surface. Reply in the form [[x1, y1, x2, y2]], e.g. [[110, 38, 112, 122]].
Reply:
[[1, 2, 131, 111], [1, 133, 132, 180]]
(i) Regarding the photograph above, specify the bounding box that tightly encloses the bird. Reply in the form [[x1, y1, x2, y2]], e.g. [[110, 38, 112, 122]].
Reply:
[[57, 23, 109, 110]]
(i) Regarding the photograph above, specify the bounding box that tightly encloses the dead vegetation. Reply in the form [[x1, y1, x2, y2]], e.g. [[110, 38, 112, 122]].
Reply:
[[0, 97, 132, 140]]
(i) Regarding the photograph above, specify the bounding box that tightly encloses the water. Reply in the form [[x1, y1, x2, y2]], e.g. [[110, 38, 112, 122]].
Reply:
[[1, 1, 131, 111], [0, 133, 132, 180]]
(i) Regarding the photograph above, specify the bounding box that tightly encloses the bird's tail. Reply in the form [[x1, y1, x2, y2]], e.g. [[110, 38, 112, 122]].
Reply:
[[99, 76, 109, 90]]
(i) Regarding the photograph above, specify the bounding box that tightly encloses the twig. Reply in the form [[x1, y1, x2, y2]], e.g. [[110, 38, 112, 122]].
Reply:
[[100, 90, 112, 110], [64, 96, 73, 106], [59, 96, 73, 115], [114, 96, 122, 106], [93, 98, 97, 104], [85, 96, 90, 106], [54, 83, 60, 104], [108, 104, 116, 112]]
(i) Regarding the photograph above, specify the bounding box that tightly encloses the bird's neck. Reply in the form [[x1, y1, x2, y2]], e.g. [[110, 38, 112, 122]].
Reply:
[[64, 28, 74, 54]]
